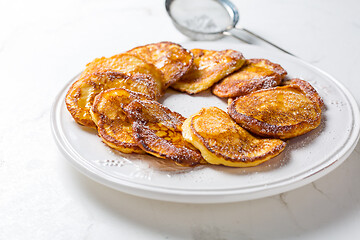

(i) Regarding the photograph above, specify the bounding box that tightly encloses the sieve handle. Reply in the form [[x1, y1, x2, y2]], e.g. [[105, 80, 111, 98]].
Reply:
[[223, 31, 251, 44], [241, 28, 297, 57]]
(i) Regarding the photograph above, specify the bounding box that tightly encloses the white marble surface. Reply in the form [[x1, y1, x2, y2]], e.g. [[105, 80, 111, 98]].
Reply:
[[1, 0, 360, 239]]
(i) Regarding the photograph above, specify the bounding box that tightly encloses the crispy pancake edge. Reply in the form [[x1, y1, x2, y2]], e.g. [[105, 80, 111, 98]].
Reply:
[[65, 76, 97, 128], [171, 49, 246, 94], [212, 58, 287, 98], [283, 78, 324, 108], [124, 99, 204, 167], [127, 41, 194, 88]]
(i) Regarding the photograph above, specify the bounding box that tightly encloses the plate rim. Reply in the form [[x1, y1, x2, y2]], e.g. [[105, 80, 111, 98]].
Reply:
[[51, 43, 360, 203]]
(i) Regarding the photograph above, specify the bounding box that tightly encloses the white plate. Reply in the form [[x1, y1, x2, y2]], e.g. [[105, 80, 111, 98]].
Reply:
[[51, 42, 360, 203]]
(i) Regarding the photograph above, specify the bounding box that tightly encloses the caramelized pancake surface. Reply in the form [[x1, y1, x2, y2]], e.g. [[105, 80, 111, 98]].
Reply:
[[283, 78, 324, 108], [228, 83, 322, 139], [90, 88, 150, 153], [171, 49, 245, 94], [79, 53, 164, 83], [65, 54, 163, 128], [124, 99, 204, 167], [212, 58, 287, 98], [182, 107, 286, 167], [127, 42, 193, 88]]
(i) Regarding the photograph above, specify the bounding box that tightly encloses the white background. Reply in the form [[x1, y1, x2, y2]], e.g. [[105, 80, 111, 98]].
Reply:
[[1, 0, 360, 239]]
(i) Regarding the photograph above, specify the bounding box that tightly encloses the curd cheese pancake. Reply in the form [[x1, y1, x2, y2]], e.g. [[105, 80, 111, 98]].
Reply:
[[127, 41, 193, 88], [171, 49, 245, 94], [228, 81, 323, 139], [65, 54, 163, 128], [212, 58, 287, 98], [182, 107, 286, 167], [124, 99, 204, 167], [90, 88, 150, 154], [78, 53, 164, 84]]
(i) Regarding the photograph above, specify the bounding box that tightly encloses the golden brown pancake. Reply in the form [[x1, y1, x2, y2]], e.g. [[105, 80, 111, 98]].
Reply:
[[212, 58, 287, 98], [127, 41, 193, 88], [228, 81, 323, 139], [65, 53, 163, 128], [90, 88, 150, 153], [182, 107, 286, 167], [171, 49, 245, 94], [123, 99, 204, 167]]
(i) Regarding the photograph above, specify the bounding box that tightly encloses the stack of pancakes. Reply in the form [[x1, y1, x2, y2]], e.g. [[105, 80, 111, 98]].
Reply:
[[65, 42, 323, 168]]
